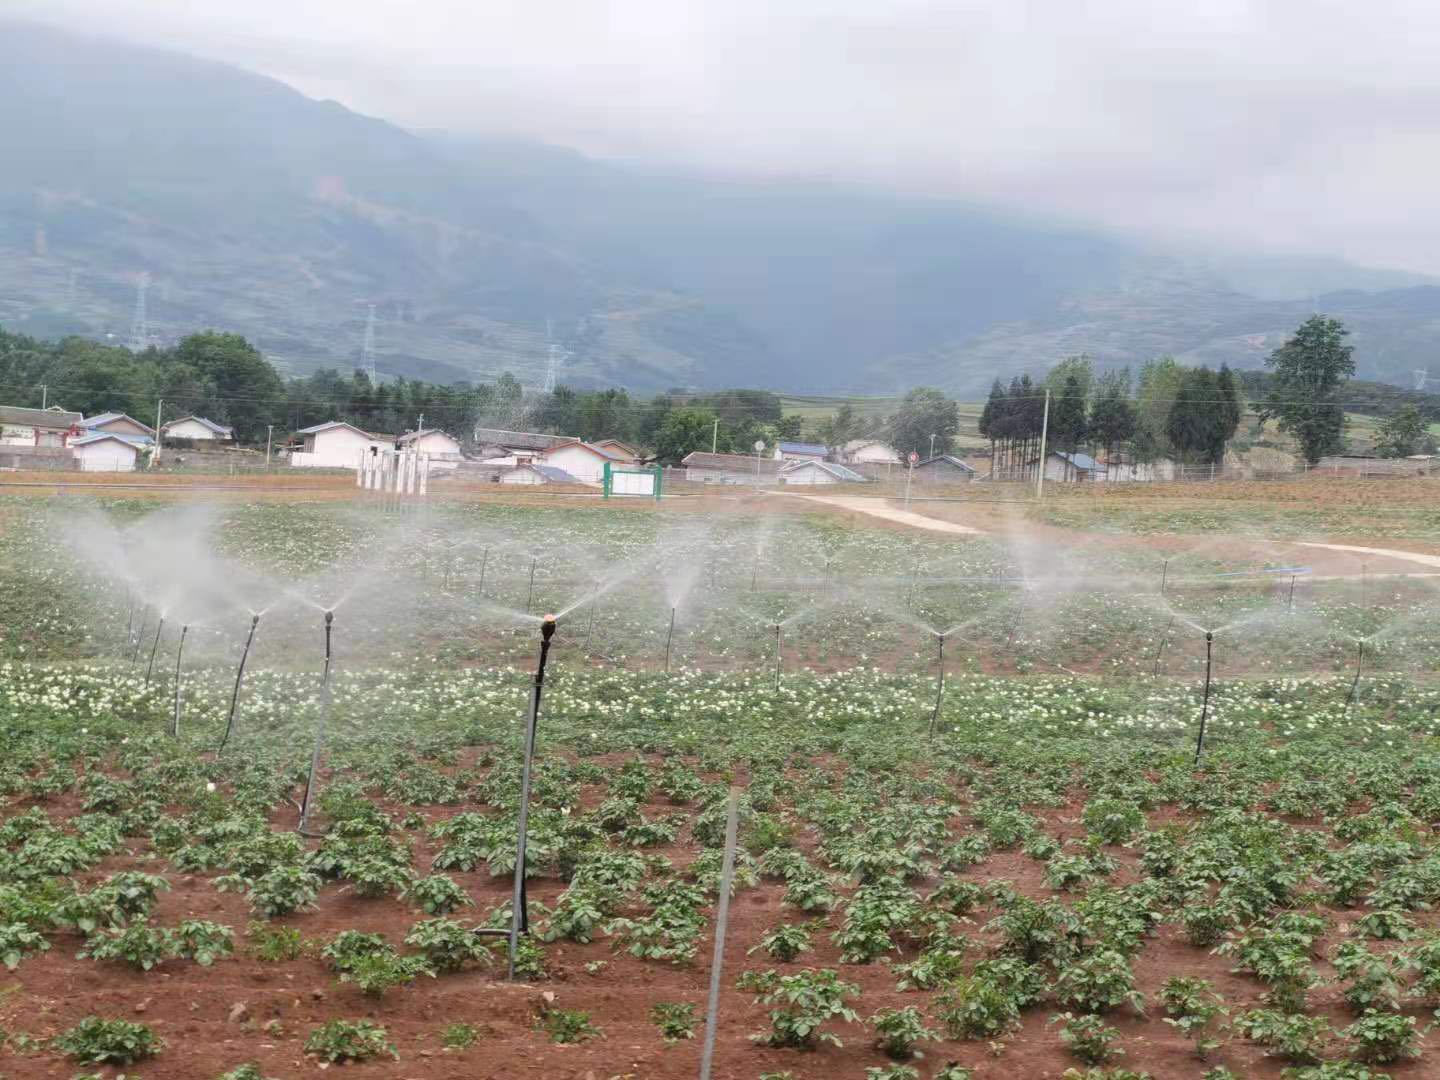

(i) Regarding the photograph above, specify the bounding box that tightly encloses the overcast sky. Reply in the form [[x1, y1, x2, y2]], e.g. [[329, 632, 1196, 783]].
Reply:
[[14, 0, 1440, 273]]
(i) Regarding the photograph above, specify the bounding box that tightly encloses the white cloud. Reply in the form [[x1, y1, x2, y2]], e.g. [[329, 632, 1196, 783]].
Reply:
[[14, 0, 1440, 271]]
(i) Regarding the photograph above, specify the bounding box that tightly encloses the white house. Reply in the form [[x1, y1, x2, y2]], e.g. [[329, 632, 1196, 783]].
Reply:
[[0, 405, 82, 447], [1041, 451, 1103, 482], [682, 451, 784, 484], [843, 439, 902, 465], [161, 416, 234, 441], [912, 455, 977, 483], [474, 428, 578, 464], [778, 460, 869, 485], [70, 433, 140, 472], [592, 438, 642, 460], [290, 421, 395, 468], [82, 412, 155, 446], [397, 428, 463, 459], [498, 463, 580, 485], [538, 441, 630, 484], [1100, 457, 1176, 482], [774, 441, 828, 463]]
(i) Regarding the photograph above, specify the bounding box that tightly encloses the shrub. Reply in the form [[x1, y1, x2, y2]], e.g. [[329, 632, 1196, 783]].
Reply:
[[403, 918, 491, 974], [304, 1019, 397, 1062], [1233, 1010, 1331, 1064], [174, 920, 235, 966], [749, 923, 814, 963], [1082, 799, 1145, 845], [891, 944, 967, 991], [440, 1022, 479, 1049], [1279, 1064, 1394, 1079], [539, 1005, 603, 1044], [341, 950, 433, 997], [934, 975, 1022, 1039], [870, 1005, 939, 1059], [1159, 976, 1226, 1059], [865, 1067, 920, 1080], [79, 918, 178, 970], [1341, 1010, 1419, 1064], [1053, 1012, 1122, 1065], [0, 922, 49, 969], [247, 922, 305, 962], [52, 1017, 162, 1065], [322, 930, 391, 971], [403, 874, 471, 915], [220, 867, 320, 919], [1354, 910, 1415, 942], [217, 1065, 278, 1080], [748, 968, 861, 1049], [1331, 942, 1403, 1014], [1053, 949, 1145, 1014], [650, 1001, 698, 1042]]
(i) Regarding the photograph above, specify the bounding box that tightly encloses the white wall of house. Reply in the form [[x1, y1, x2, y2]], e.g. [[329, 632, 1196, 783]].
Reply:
[[404, 431, 462, 458], [780, 463, 839, 485], [74, 440, 138, 472], [499, 466, 544, 484], [1043, 454, 1097, 482], [1101, 459, 1175, 482], [1, 425, 38, 447], [849, 442, 901, 464], [165, 419, 227, 440], [543, 443, 609, 483], [294, 426, 394, 468]]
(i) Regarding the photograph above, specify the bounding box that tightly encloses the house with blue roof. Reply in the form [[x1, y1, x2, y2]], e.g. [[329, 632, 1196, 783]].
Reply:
[[82, 412, 155, 447], [774, 441, 828, 463], [1042, 450, 1103, 482]]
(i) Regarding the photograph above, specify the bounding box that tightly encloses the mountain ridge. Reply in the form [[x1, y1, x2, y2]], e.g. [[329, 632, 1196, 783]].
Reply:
[[3, 19, 1439, 395]]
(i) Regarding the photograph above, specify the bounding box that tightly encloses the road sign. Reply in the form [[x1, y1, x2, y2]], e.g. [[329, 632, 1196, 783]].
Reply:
[[908, 451, 919, 465]]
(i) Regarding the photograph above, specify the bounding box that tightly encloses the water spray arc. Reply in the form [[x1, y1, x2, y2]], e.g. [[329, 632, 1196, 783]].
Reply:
[[170, 625, 188, 738], [1193, 631, 1214, 767], [1152, 616, 1175, 676], [131, 607, 149, 663], [298, 611, 335, 835], [143, 617, 165, 689], [218, 614, 260, 752], [507, 614, 557, 980]]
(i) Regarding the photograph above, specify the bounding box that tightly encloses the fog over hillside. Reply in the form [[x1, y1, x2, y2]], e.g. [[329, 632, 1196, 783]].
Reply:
[[3, 19, 1439, 394]]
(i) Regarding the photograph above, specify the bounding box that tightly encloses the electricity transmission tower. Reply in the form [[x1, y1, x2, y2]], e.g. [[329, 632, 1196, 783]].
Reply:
[[360, 303, 377, 383], [127, 273, 150, 352], [542, 318, 568, 393]]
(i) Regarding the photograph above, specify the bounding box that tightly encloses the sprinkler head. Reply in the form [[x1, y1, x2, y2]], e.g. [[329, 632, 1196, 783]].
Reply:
[[541, 615, 557, 641], [324, 610, 334, 626], [1205, 630, 1213, 642], [250, 613, 261, 626]]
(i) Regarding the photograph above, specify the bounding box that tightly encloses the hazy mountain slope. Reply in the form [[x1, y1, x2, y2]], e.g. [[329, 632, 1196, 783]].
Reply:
[[3, 20, 1439, 394]]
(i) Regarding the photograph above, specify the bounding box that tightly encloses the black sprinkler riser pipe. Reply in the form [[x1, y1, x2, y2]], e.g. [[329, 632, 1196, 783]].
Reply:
[[219, 614, 260, 752]]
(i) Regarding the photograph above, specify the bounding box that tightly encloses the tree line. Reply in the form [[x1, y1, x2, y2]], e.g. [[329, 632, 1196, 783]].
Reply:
[[0, 314, 1397, 465]]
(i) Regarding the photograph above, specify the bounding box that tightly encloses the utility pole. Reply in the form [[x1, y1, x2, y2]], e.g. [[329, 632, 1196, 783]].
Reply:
[[265, 425, 274, 470], [153, 399, 163, 466], [40, 384, 47, 409], [1034, 387, 1050, 500], [929, 433, 936, 459], [712, 418, 719, 453]]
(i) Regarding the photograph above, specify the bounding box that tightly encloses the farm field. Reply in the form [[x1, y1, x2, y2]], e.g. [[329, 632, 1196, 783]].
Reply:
[[0, 488, 1439, 1079]]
